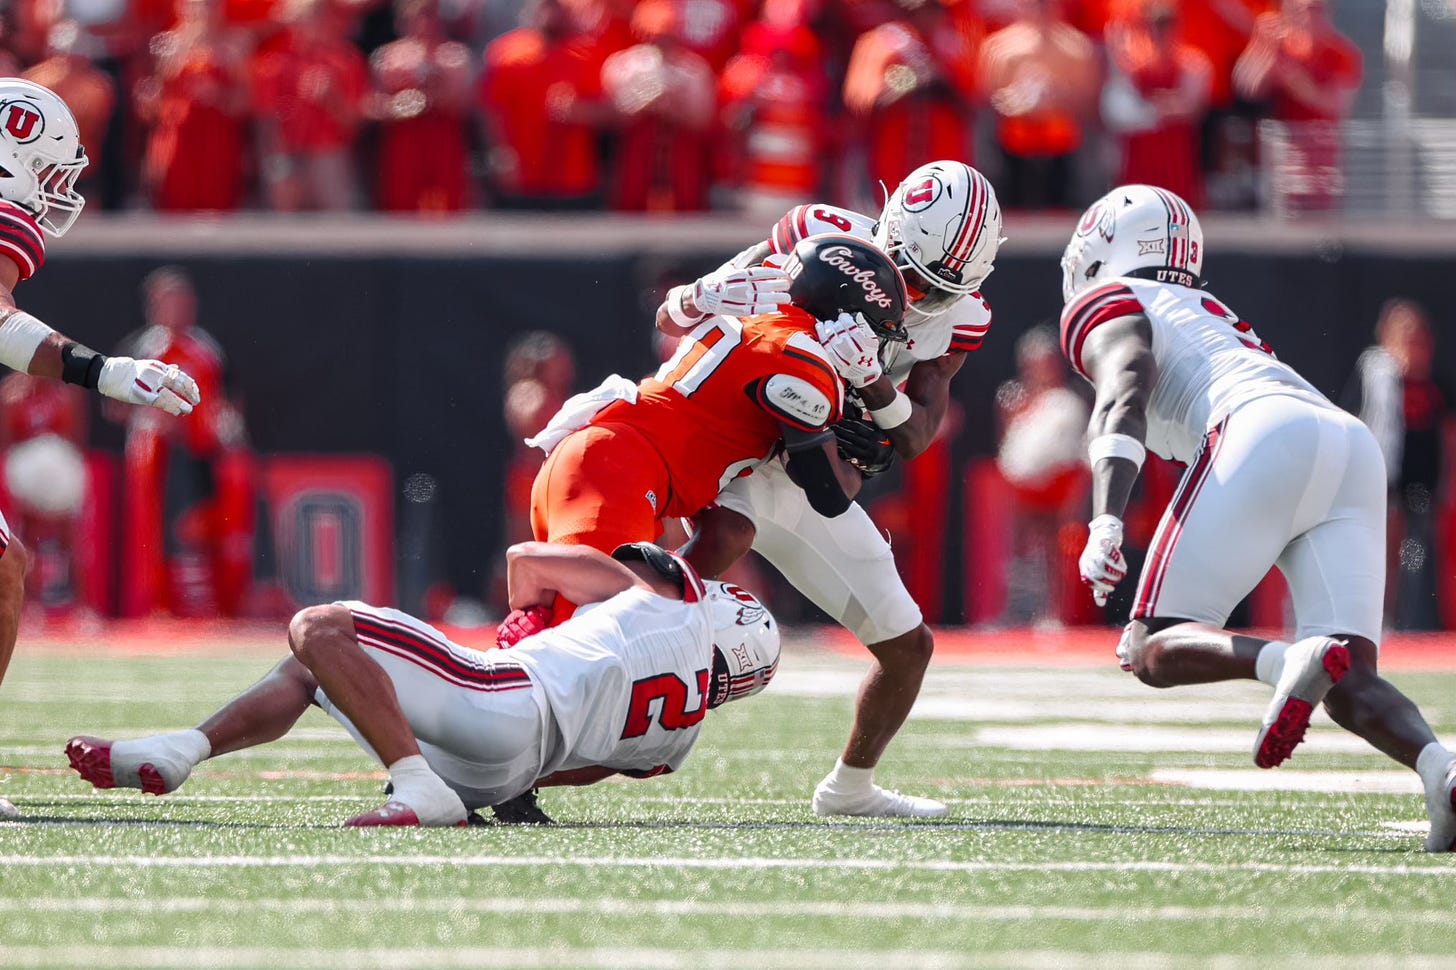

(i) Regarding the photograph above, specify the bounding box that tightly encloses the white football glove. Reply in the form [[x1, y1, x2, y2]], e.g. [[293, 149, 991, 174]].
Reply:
[[1079, 514, 1127, 607], [98, 357, 202, 416], [691, 266, 792, 317], [815, 313, 882, 389]]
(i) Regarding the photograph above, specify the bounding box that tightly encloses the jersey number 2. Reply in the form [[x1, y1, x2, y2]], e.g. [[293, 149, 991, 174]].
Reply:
[[621, 670, 710, 739]]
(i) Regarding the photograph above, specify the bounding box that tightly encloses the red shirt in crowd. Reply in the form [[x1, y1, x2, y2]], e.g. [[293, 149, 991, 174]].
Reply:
[[479, 30, 605, 198], [252, 28, 369, 153], [371, 32, 473, 212]]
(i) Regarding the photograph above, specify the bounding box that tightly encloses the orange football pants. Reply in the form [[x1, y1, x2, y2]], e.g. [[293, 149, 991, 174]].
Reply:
[[529, 422, 671, 555]]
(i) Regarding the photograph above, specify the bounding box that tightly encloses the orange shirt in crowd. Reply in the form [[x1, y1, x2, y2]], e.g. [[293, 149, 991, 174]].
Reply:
[[978, 16, 1099, 158], [479, 31, 604, 198]]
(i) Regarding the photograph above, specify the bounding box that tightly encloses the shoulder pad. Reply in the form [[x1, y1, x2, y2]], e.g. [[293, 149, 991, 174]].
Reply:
[[758, 373, 835, 431], [1060, 282, 1145, 378], [769, 204, 875, 254]]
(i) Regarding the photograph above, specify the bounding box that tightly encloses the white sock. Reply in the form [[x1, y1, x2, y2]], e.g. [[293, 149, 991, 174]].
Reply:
[[386, 754, 464, 824], [113, 729, 211, 770], [1254, 641, 1291, 687], [824, 759, 874, 792], [1416, 742, 1455, 785]]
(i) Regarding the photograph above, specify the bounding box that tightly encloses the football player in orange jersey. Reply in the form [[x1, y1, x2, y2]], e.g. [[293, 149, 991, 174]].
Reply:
[[528, 234, 908, 560], [652, 162, 1004, 818], [0, 79, 202, 819]]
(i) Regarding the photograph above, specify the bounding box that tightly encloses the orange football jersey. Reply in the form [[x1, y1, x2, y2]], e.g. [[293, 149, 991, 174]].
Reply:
[[594, 306, 844, 517]]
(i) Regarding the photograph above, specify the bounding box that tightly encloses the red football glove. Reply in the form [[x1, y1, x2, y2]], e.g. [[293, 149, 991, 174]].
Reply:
[[496, 605, 551, 648]]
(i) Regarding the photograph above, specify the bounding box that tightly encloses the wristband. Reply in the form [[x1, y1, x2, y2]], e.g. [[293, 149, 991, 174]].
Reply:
[[867, 389, 913, 430], [665, 284, 708, 330], [1088, 432, 1146, 470], [0, 309, 55, 373], [60, 341, 106, 389]]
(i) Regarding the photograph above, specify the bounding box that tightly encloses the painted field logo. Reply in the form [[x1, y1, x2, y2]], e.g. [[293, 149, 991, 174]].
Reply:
[[1, 100, 44, 144], [818, 246, 894, 308]]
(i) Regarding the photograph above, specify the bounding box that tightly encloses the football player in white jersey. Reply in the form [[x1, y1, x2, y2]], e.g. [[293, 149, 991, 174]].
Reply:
[[0, 79, 201, 819], [1063, 184, 1456, 852], [653, 160, 1003, 818], [65, 542, 780, 827]]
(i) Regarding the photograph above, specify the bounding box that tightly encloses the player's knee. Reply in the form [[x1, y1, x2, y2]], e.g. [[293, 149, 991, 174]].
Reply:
[[287, 604, 356, 666], [1126, 626, 1176, 689], [872, 623, 933, 673]]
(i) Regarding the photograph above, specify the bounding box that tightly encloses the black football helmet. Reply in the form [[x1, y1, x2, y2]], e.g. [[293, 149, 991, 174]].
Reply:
[[782, 234, 909, 343]]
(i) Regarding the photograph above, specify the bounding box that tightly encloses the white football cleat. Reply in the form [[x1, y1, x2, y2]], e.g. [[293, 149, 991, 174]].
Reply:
[[812, 775, 947, 818], [0, 797, 19, 819], [1423, 757, 1456, 853], [1254, 636, 1350, 769]]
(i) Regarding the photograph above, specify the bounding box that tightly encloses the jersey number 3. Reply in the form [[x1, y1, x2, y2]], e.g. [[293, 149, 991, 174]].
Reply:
[[620, 670, 710, 739]]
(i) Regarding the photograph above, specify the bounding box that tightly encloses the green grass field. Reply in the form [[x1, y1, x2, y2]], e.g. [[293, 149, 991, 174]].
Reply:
[[3, 636, 1454, 969]]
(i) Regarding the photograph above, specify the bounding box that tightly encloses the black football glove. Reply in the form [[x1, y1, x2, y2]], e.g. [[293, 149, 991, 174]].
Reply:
[[832, 416, 895, 477]]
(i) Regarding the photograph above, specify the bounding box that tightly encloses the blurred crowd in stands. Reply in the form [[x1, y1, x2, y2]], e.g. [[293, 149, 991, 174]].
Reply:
[[0, 0, 1365, 216]]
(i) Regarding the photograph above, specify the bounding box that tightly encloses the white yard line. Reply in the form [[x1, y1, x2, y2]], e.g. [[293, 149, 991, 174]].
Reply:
[[2, 946, 1451, 970], [0, 854, 1450, 877], [5, 896, 1456, 924]]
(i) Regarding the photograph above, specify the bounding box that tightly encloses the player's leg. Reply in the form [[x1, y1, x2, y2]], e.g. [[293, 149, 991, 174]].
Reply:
[[0, 516, 26, 816], [66, 654, 315, 795], [1279, 413, 1456, 850], [1118, 402, 1353, 767], [286, 603, 467, 826], [731, 461, 944, 817]]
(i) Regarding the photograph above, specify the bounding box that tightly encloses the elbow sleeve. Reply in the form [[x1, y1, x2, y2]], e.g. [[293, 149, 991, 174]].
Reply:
[[784, 444, 851, 518]]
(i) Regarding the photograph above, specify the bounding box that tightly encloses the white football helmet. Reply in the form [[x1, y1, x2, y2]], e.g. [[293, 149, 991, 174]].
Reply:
[[0, 79, 88, 237], [705, 580, 780, 706], [873, 160, 1004, 317], [1061, 184, 1204, 303]]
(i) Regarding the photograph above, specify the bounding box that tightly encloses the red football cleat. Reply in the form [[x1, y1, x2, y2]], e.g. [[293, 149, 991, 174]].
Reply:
[[1254, 639, 1350, 769], [66, 736, 167, 795]]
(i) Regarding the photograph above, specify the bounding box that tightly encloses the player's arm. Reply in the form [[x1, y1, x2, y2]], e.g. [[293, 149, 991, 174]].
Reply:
[[1075, 312, 1157, 606], [0, 267, 201, 415], [677, 504, 756, 579], [655, 242, 784, 337], [782, 425, 861, 517], [505, 542, 649, 611], [1081, 313, 1156, 520], [856, 353, 965, 458]]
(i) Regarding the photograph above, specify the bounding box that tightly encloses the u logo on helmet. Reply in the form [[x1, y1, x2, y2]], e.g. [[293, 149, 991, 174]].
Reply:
[[901, 175, 941, 212], [1, 101, 44, 144], [1077, 202, 1114, 242]]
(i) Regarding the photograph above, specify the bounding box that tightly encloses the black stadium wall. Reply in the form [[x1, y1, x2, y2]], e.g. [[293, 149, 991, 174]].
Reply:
[[31, 216, 1456, 621]]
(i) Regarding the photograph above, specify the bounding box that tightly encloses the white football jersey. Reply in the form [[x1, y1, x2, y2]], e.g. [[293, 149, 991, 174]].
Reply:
[[764, 203, 992, 383], [508, 584, 715, 779], [1060, 276, 1332, 464]]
